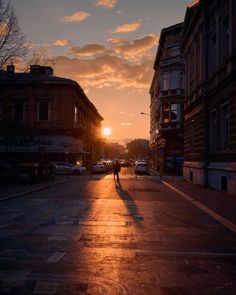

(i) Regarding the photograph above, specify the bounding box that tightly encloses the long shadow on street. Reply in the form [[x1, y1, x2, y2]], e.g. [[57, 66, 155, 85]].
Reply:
[[114, 179, 143, 227]]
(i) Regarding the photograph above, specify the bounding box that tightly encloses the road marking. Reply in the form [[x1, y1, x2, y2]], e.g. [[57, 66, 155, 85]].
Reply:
[[162, 181, 236, 234]]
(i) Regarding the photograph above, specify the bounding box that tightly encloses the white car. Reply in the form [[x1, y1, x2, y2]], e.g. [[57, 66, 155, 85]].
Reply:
[[91, 162, 106, 174], [51, 161, 86, 175], [134, 163, 149, 175]]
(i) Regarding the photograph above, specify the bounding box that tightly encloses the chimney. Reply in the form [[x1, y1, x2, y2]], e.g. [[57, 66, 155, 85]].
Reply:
[[7, 64, 15, 74], [30, 65, 53, 77]]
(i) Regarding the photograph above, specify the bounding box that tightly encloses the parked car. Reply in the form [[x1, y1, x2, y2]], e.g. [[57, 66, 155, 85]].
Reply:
[[134, 162, 149, 175], [91, 162, 106, 174], [51, 161, 86, 175]]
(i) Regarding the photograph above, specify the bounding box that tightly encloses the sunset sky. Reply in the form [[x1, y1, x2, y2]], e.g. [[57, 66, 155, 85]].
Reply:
[[12, 0, 190, 144]]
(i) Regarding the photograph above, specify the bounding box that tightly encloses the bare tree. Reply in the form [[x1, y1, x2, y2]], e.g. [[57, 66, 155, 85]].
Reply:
[[0, 0, 27, 68]]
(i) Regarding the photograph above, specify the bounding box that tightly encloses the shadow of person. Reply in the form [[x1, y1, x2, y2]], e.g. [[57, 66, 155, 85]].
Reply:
[[115, 180, 143, 227]]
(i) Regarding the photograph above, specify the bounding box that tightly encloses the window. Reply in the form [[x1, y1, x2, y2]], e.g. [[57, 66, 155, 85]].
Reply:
[[190, 120, 195, 152], [210, 110, 217, 151], [170, 104, 178, 121], [180, 71, 184, 89], [162, 103, 180, 123], [162, 104, 169, 123], [0, 103, 2, 120], [13, 101, 24, 121], [210, 34, 217, 74], [190, 46, 195, 81], [221, 103, 229, 149], [170, 71, 178, 89], [222, 16, 229, 61], [170, 45, 180, 57], [163, 72, 169, 91], [74, 106, 78, 123], [38, 101, 50, 121]]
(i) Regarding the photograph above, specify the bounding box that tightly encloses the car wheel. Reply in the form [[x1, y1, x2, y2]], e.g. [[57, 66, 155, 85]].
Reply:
[[73, 170, 80, 175]]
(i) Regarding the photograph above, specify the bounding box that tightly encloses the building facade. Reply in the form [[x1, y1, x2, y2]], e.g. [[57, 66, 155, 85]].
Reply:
[[181, 0, 236, 194], [0, 65, 103, 168], [150, 23, 185, 173]]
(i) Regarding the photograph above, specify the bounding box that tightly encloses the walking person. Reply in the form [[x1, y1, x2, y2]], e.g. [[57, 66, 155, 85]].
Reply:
[[113, 160, 121, 181]]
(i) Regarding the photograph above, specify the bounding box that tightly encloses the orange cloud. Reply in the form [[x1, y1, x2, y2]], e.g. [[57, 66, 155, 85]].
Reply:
[[112, 34, 159, 60], [107, 38, 129, 46], [27, 39, 71, 49], [112, 20, 141, 33], [70, 44, 107, 57], [22, 34, 158, 92], [52, 54, 154, 90], [52, 39, 70, 46], [120, 122, 133, 126], [95, 0, 117, 8], [63, 11, 90, 22]]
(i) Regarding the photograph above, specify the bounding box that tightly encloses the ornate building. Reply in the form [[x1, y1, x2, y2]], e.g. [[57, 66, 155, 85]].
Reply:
[[181, 0, 236, 194], [0, 65, 103, 168], [149, 23, 185, 173]]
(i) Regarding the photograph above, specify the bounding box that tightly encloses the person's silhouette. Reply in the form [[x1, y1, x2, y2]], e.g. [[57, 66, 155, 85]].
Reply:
[[113, 160, 121, 181]]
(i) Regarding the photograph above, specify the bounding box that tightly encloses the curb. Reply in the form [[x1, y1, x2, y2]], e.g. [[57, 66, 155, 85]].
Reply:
[[162, 180, 236, 234], [0, 179, 68, 202]]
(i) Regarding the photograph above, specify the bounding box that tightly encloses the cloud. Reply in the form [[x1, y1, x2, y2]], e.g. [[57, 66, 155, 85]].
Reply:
[[107, 38, 129, 46], [63, 11, 90, 22], [52, 54, 154, 90], [120, 122, 133, 126], [27, 39, 71, 49], [112, 34, 159, 60], [112, 20, 141, 33], [23, 33, 158, 92], [70, 44, 107, 57], [95, 0, 117, 8]]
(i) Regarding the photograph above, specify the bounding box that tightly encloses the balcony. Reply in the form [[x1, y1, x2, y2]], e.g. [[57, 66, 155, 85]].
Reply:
[[160, 88, 185, 98], [160, 56, 185, 67]]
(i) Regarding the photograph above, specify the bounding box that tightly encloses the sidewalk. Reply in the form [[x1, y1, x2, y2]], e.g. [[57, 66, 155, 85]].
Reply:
[[0, 176, 67, 202], [161, 175, 236, 233]]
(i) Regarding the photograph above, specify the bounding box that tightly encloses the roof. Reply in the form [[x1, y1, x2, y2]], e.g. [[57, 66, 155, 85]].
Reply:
[[153, 22, 183, 69], [0, 68, 103, 121], [180, 0, 202, 47]]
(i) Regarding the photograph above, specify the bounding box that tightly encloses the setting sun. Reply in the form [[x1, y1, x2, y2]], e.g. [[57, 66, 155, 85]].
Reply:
[[103, 127, 112, 136]]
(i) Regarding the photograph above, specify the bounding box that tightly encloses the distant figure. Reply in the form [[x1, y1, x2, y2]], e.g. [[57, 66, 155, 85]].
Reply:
[[113, 160, 121, 181]]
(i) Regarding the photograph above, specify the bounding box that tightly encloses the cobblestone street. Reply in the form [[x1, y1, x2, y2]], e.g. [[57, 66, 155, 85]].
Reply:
[[0, 169, 236, 294]]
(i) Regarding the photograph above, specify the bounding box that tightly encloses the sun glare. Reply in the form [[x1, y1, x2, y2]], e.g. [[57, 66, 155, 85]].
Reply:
[[103, 127, 112, 136]]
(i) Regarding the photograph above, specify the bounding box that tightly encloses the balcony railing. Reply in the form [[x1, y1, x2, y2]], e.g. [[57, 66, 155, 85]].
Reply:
[[160, 56, 185, 67]]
